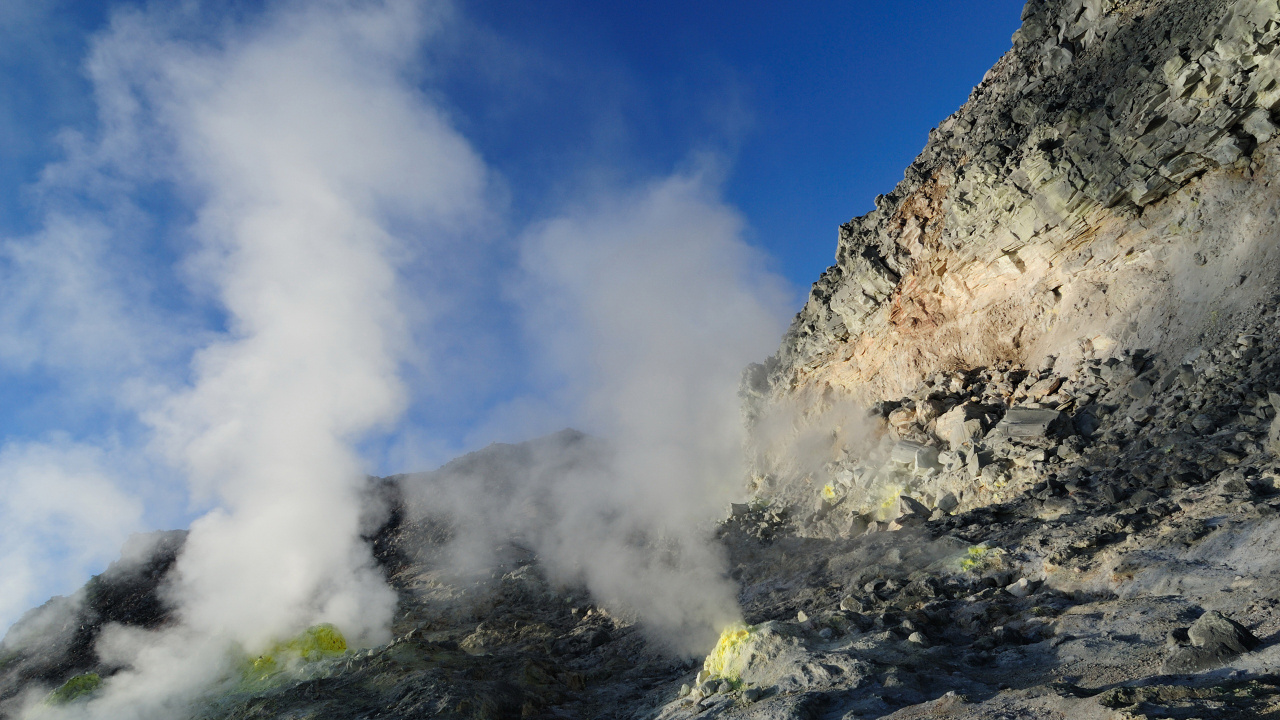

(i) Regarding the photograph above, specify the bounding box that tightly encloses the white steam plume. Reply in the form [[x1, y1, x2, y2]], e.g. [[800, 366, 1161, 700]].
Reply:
[[136, 0, 483, 647], [0, 440, 142, 635], [519, 169, 788, 532], [22, 1, 488, 716], [521, 170, 790, 650], [405, 169, 791, 654]]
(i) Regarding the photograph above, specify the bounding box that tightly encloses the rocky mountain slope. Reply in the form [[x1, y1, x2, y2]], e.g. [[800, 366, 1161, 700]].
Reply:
[[9, 0, 1280, 718], [752, 0, 1280, 405]]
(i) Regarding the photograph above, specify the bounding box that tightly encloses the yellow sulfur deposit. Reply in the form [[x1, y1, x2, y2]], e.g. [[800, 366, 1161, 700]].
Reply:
[[45, 672, 101, 705], [702, 623, 753, 681], [874, 484, 905, 519], [242, 624, 348, 683], [821, 484, 837, 501], [959, 544, 1005, 573]]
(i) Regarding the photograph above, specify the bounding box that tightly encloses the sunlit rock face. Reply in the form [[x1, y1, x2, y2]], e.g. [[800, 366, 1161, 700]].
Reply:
[[760, 0, 1280, 408]]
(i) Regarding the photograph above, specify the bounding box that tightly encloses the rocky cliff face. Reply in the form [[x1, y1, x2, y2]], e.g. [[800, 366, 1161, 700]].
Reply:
[[757, 0, 1280, 406]]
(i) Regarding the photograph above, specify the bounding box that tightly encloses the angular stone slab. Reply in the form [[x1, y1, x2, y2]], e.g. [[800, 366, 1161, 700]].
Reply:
[[994, 407, 1065, 438], [889, 441, 941, 472]]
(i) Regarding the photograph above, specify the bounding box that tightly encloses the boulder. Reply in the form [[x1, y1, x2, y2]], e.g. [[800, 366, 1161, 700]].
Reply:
[[889, 441, 941, 472], [994, 407, 1066, 438], [1162, 610, 1260, 673], [936, 403, 988, 449]]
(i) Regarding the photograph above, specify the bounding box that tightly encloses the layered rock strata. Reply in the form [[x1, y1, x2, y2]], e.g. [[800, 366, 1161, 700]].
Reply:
[[756, 0, 1280, 407]]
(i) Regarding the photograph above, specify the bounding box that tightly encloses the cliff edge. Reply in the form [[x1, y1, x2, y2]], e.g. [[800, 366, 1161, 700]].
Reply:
[[759, 0, 1280, 406]]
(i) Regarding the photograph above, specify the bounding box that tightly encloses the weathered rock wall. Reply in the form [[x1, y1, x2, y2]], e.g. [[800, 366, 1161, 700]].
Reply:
[[757, 0, 1280, 408]]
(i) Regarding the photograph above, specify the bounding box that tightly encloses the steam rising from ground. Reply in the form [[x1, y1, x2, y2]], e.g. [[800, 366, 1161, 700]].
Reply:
[[403, 174, 789, 653], [134, 0, 482, 649], [1, 0, 790, 714], [748, 394, 880, 485], [16, 1, 487, 716]]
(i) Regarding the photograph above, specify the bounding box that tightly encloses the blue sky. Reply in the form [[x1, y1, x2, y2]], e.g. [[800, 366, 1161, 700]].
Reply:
[[0, 1, 1026, 292], [444, 1, 1027, 285], [0, 0, 1025, 633]]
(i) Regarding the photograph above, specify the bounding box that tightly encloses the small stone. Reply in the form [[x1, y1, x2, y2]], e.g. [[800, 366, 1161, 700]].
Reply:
[[678, 684, 691, 698], [1242, 108, 1278, 143], [840, 595, 866, 613], [1129, 378, 1154, 399], [1005, 578, 1033, 597], [796, 610, 809, 623], [896, 494, 932, 519], [891, 441, 942, 472], [1268, 415, 1280, 455], [1129, 489, 1159, 506], [743, 687, 764, 702], [716, 681, 732, 695], [916, 398, 947, 424], [937, 403, 988, 449], [937, 492, 959, 513], [1027, 376, 1063, 400], [1192, 414, 1215, 433], [1127, 402, 1156, 423], [907, 631, 928, 646], [1178, 365, 1198, 387], [843, 515, 870, 538]]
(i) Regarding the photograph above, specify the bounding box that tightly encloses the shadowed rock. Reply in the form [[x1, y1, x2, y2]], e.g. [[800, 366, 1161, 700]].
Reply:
[[1162, 610, 1261, 673]]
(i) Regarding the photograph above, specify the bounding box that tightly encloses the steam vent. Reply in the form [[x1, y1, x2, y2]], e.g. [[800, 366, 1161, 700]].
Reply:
[[16, 0, 1280, 717]]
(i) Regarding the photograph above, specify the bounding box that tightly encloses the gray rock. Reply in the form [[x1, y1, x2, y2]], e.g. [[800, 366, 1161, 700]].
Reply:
[[1188, 611, 1260, 654], [840, 596, 868, 613], [1129, 489, 1160, 506], [936, 403, 988, 449], [890, 440, 941, 472], [1269, 414, 1280, 455], [1179, 364, 1199, 387], [1128, 402, 1156, 423], [936, 491, 959, 514], [1163, 610, 1260, 673], [895, 494, 931, 520], [995, 407, 1066, 438], [843, 515, 870, 538], [1005, 578, 1034, 597], [1129, 378, 1154, 400]]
